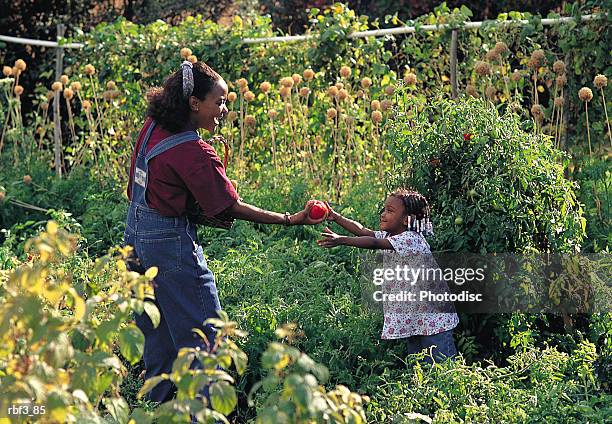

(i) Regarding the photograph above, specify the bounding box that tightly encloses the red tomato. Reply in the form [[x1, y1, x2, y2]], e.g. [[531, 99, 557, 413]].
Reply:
[[309, 200, 328, 220]]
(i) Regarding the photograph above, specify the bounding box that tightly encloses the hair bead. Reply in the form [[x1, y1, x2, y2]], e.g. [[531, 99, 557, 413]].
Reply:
[[390, 188, 434, 236]]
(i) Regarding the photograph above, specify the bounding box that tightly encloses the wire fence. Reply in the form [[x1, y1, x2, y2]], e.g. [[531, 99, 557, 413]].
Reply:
[[0, 14, 604, 176], [0, 14, 600, 47]]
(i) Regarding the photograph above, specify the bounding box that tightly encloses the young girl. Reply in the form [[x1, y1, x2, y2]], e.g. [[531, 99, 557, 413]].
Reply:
[[317, 189, 459, 363]]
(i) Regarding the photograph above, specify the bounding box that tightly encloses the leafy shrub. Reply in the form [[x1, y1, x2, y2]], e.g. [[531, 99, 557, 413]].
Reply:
[[1, 3, 610, 421], [0, 222, 372, 423], [0, 162, 126, 256], [382, 92, 592, 362], [0, 222, 156, 421], [257, 0, 568, 34], [250, 324, 369, 423], [573, 156, 610, 253], [366, 342, 611, 423], [384, 93, 584, 254]]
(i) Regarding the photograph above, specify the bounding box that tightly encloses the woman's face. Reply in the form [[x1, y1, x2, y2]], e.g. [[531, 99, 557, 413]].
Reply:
[[191, 79, 228, 132], [380, 195, 409, 234]]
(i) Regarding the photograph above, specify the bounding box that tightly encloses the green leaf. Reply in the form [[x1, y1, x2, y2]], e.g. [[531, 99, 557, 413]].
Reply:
[[433, 395, 446, 408], [460, 5, 473, 18], [118, 324, 144, 365], [94, 373, 115, 398], [210, 381, 237, 415], [144, 266, 158, 279], [217, 353, 232, 369], [95, 315, 122, 346], [172, 350, 195, 374], [137, 375, 167, 399], [45, 332, 74, 367], [232, 349, 248, 375], [103, 397, 130, 424], [129, 408, 153, 424], [289, 377, 311, 408], [143, 301, 160, 328], [346, 410, 363, 424]]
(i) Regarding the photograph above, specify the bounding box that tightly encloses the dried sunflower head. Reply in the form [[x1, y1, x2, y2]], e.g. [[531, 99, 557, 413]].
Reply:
[[303, 69, 315, 81], [340, 66, 351, 78], [259, 82, 271, 93], [474, 61, 491, 76], [578, 87, 593, 102], [594, 74, 608, 89], [531, 104, 544, 120], [552, 60, 566, 75], [403, 72, 417, 85], [494, 41, 508, 54], [556, 74, 567, 87]]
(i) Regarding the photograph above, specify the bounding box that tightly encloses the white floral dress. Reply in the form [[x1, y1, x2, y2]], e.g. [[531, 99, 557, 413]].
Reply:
[[374, 230, 459, 339]]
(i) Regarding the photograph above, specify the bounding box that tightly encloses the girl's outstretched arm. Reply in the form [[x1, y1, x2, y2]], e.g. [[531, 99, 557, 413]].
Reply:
[[317, 227, 392, 250], [326, 202, 375, 237]]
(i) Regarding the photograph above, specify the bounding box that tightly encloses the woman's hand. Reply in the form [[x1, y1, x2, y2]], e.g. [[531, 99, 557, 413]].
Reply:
[[317, 227, 344, 248], [289, 200, 327, 225]]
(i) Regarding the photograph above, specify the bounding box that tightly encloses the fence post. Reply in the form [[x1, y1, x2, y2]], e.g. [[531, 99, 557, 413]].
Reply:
[[53, 23, 65, 177], [561, 52, 571, 151], [450, 29, 458, 99]]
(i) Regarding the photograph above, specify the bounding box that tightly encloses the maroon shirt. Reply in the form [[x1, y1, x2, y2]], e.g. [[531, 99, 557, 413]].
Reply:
[[127, 118, 239, 217]]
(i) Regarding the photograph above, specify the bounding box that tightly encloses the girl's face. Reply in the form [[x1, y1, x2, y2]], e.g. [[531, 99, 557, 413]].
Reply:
[[190, 79, 229, 132], [380, 195, 409, 235]]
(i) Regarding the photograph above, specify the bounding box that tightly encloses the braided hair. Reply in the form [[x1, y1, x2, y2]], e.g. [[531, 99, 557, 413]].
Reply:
[[389, 188, 434, 236]]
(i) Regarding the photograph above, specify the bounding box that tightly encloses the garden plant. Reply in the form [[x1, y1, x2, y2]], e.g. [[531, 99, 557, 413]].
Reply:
[[0, 1, 610, 423]]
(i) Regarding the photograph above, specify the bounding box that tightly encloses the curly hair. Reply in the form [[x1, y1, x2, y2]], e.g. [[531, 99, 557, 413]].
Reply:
[[390, 188, 432, 234], [146, 61, 222, 133]]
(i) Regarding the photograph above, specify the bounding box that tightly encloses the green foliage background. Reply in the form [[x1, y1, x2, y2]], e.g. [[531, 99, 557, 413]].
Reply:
[[0, 1, 611, 422]]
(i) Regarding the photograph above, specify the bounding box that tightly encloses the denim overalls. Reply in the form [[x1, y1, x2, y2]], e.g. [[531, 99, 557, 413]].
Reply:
[[123, 121, 221, 403]]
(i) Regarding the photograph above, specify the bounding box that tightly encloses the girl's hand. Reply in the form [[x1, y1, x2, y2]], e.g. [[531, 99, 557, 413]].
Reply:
[[317, 227, 343, 248], [324, 201, 339, 222], [290, 200, 326, 225]]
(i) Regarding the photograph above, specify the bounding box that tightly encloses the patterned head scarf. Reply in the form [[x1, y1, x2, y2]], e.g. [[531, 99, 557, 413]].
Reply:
[[181, 60, 194, 99]]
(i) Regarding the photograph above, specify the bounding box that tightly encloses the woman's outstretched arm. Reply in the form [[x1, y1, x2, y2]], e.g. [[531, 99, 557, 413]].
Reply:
[[227, 199, 324, 225]]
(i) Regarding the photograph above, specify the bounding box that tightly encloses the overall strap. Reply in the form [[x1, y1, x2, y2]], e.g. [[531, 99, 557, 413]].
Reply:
[[131, 124, 198, 209], [145, 131, 199, 164], [138, 120, 157, 157], [131, 121, 158, 202]]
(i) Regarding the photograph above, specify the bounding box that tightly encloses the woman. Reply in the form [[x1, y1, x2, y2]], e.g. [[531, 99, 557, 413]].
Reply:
[[123, 60, 324, 403]]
